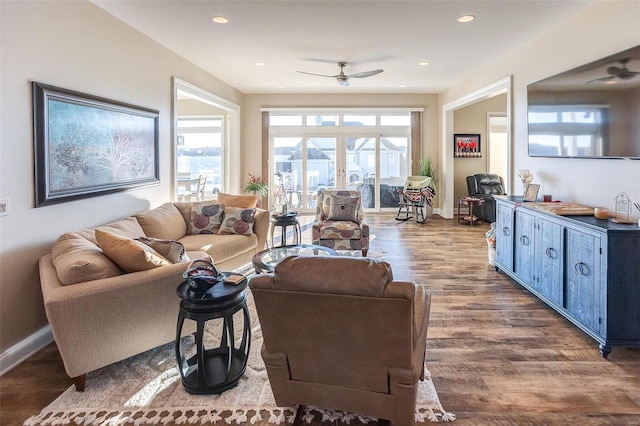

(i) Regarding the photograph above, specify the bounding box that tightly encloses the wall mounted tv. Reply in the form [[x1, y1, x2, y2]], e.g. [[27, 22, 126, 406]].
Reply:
[[527, 45, 640, 159]]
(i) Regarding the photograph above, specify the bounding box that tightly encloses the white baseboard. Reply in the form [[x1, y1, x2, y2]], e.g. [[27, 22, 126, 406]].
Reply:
[[0, 326, 53, 376]]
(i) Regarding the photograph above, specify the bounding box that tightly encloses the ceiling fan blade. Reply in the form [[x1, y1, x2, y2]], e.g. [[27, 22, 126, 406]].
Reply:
[[586, 75, 616, 84], [347, 69, 384, 78], [296, 70, 338, 78]]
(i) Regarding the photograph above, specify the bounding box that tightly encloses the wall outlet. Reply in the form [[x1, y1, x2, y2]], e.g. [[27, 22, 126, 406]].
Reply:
[[0, 198, 9, 216]]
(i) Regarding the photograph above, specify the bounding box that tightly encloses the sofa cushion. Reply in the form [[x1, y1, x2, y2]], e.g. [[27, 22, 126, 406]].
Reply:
[[51, 232, 122, 285], [137, 236, 189, 263], [326, 195, 360, 223], [95, 229, 170, 272], [99, 216, 147, 239], [218, 207, 255, 236], [135, 203, 187, 240], [217, 192, 258, 208], [187, 202, 225, 234]]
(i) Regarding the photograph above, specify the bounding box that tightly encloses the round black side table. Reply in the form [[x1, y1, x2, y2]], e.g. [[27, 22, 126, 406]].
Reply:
[[269, 213, 301, 247], [175, 273, 250, 394]]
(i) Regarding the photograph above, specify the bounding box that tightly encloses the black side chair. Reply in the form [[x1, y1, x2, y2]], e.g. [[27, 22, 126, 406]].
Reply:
[[466, 173, 506, 223]]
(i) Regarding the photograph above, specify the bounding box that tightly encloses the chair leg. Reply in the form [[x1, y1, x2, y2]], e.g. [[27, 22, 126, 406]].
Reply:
[[293, 405, 306, 426], [362, 249, 368, 257]]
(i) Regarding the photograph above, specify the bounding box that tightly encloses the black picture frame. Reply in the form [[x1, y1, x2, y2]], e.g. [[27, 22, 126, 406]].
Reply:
[[32, 82, 159, 207], [454, 133, 481, 158]]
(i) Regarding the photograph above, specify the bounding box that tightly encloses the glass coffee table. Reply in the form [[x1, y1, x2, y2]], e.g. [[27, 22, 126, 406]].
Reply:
[[252, 244, 337, 273]]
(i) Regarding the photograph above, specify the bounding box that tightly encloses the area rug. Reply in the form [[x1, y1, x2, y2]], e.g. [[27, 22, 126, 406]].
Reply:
[[25, 268, 454, 425]]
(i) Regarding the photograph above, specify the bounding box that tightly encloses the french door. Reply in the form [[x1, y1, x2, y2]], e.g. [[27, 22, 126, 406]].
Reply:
[[271, 134, 409, 212]]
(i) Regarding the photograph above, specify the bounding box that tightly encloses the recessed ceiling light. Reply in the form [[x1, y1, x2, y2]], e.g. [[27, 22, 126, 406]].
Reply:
[[256, 62, 266, 66], [398, 85, 406, 88], [212, 16, 229, 24], [419, 61, 430, 66], [458, 15, 475, 23]]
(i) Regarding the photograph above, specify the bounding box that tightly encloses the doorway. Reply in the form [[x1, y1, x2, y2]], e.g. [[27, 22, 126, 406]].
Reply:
[[172, 78, 241, 199], [441, 77, 512, 219]]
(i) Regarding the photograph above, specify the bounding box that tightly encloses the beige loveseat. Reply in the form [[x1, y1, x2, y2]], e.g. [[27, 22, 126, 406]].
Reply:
[[39, 196, 268, 391]]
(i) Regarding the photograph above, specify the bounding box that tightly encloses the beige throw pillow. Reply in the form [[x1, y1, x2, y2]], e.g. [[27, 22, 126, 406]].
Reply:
[[51, 232, 122, 285], [217, 192, 258, 208], [326, 195, 360, 223], [95, 229, 170, 272], [218, 207, 255, 236]]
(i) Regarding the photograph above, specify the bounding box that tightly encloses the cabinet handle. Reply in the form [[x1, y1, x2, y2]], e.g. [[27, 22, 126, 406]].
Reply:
[[520, 235, 529, 245], [546, 247, 557, 259], [574, 261, 586, 275], [503, 227, 511, 236]]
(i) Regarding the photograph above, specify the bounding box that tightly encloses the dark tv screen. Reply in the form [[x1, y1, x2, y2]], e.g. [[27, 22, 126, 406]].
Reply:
[[527, 45, 640, 159]]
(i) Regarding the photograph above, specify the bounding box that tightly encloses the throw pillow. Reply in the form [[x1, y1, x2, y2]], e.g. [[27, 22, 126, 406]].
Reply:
[[218, 207, 256, 236], [188, 202, 225, 234], [137, 236, 189, 264], [95, 229, 170, 272], [217, 192, 258, 208], [326, 195, 360, 223], [51, 232, 122, 285]]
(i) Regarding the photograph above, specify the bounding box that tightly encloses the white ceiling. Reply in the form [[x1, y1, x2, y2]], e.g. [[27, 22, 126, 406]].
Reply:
[[92, 0, 592, 94]]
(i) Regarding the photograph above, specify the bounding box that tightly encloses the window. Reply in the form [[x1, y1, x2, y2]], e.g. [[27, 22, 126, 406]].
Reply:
[[267, 110, 416, 212], [177, 117, 223, 198]]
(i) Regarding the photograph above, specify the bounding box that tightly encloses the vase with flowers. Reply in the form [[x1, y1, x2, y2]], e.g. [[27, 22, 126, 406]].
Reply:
[[244, 173, 269, 207]]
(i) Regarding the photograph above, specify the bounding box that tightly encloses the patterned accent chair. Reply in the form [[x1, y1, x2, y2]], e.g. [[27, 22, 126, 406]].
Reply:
[[312, 189, 369, 256]]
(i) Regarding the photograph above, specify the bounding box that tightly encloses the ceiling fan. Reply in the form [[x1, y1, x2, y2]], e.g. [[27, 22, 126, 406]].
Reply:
[[587, 58, 639, 83], [297, 62, 383, 86]]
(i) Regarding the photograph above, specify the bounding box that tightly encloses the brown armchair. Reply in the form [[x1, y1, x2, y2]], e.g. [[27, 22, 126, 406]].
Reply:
[[249, 255, 431, 425]]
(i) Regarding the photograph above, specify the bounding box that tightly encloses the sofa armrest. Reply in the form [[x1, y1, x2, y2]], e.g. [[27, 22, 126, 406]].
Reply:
[[253, 208, 269, 252], [39, 254, 192, 378]]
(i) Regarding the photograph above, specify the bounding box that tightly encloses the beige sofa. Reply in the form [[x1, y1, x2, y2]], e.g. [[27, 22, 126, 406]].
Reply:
[[39, 197, 268, 391]]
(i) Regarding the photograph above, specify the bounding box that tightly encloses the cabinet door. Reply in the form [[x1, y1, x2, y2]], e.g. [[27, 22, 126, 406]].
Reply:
[[495, 201, 514, 271], [514, 210, 535, 284], [566, 228, 602, 333], [534, 218, 564, 306]]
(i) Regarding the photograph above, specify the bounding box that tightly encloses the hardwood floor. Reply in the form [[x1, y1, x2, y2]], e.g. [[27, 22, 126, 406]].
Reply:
[[2, 213, 639, 425]]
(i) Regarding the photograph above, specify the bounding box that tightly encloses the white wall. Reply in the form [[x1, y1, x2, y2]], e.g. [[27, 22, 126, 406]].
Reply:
[[0, 1, 242, 353], [441, 1, 640, 208]]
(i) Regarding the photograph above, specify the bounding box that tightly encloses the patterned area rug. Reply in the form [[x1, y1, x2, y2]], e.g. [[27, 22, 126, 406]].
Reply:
[[25, 262, 454, 425]]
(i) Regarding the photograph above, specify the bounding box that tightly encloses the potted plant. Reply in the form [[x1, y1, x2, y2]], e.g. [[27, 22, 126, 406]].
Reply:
[[417, 157, 437, 218], [244, 173, 269, 207]]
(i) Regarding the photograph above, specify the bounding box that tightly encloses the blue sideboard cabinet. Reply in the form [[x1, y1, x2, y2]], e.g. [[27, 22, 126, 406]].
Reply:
[[494, 196, 640, 358]]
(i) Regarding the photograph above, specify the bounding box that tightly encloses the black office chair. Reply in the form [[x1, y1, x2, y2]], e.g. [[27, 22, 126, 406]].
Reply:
[[466, 173, 506, 223]]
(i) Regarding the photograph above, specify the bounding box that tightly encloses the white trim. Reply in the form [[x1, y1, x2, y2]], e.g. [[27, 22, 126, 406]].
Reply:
[[441, 76, 512, 219], [173, 78, 242, 194], [0, 326, 53, 376]]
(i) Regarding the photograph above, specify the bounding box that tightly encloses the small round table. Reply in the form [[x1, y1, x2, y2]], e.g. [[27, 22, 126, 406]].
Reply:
[[269, 213, 301, 247], [457, 197, 485, 225], [252, 244, 337, 273], [175, 273, 250, 394]]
